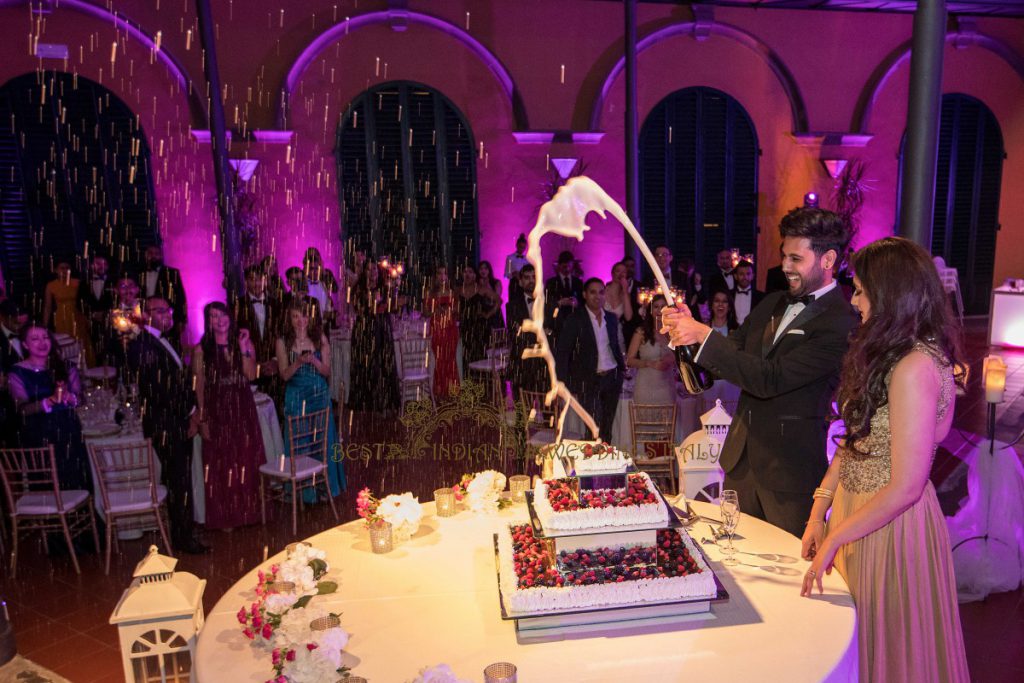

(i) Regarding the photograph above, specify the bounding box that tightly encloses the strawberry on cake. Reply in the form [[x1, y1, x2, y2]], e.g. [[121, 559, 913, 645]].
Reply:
[[533, 472, 669, 530]]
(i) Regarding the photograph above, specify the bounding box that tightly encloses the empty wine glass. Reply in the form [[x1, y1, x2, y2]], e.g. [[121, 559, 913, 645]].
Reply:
[[720, 489, 741, 566]]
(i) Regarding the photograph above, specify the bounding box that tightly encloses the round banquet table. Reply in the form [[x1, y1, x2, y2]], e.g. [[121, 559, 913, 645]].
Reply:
[[195, 501, 857, 682]]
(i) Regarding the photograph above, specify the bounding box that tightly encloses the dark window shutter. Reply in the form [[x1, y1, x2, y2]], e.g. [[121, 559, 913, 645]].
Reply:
[[0, 72, 159, 310], [640, 87, 759, 283], [337, 82, 478, 298]]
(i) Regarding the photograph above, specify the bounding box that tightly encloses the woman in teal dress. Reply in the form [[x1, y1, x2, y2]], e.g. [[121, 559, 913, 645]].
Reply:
[[275, 296, 345, 502]]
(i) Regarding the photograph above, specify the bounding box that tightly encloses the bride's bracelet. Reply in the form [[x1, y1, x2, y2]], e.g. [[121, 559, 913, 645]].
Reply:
[[813, 487, 835, 501]]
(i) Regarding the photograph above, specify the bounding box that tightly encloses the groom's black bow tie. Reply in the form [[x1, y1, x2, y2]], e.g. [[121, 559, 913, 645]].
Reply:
[[735, 289, 750, 296], [785, 293, 815, 306]]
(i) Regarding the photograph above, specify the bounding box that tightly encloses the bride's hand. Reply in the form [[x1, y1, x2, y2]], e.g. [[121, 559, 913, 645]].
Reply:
[[801, 520, 824, 561]]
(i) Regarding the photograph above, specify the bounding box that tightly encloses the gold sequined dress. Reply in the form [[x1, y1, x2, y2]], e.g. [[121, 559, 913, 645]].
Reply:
[[829, 343, 969, 683]]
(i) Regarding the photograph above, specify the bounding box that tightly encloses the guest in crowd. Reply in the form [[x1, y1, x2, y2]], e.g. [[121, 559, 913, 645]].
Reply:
[[645, 245, 690, 292], [284, 266, 308, 309], [556, 278, 624, 443], [128, 297, 207, 553], [506, 264, 545, 396], [258, 254, 287, 305], [235, 265, 284, 390], [701, 290, 742, 410], [458, 264, 490, 368], [78, 253, 116, 363], [707, 248, 736, 294], [303, 247, 339, 327], [731, 260, 763, 325], [7, 322, 90, 490], [604, 261, 634, 327], [661, 207, 858, 536], [42, 260, 94, 366], [706, 290, 739, 335], [344, 246, 368, 292], [106, 276, 142, 371], [192, 302, 262, 530], [676, 255, 705, 308], [504, 233, 529, 299], [544, 250, 583, 345], [626, 294, 676, 406], [0, 301, 27, 447], [801, 237, 969, 682], [477, 260, 504, 330], [347, 260, 400, 413], [276, 296, 345, 501], [424, 265, 459, 399], [138, 245, 186, 339]]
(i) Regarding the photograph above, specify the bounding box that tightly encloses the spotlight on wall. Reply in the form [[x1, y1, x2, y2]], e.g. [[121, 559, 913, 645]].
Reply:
[[821, 158, 848, 180], [803, 192, 819, 208]]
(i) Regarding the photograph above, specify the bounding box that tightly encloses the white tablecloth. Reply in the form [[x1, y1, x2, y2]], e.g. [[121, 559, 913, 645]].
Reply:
[[191, 391, 284, 524], [195, 500, 857, 682]]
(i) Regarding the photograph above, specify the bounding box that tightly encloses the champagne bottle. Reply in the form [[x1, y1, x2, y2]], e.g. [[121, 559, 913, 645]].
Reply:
[[674, 342, 714, 395]]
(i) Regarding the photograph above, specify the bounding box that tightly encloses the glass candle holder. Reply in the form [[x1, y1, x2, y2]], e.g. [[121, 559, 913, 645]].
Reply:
[[509, 475, 530, 502], [434, 487, 457, 517], [267, 581, 296, 594], [483, 662, 517, 683], [369, 520, 393, 554]]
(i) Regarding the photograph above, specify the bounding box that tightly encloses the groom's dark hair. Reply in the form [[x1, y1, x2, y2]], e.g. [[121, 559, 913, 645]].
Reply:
[[779, 207, 850, 259]]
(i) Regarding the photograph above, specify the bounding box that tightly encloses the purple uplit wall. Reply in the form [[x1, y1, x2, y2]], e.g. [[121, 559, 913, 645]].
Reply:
[[0, 0, 1022, 333]]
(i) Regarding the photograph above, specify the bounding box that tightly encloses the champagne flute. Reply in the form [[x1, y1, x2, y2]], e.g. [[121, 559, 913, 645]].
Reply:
[[720, 489, 741, 566]]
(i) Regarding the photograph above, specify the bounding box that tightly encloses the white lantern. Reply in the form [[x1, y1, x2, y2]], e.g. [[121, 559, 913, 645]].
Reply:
[[675, 400, 732, 502], [109, 545, 206, 682]]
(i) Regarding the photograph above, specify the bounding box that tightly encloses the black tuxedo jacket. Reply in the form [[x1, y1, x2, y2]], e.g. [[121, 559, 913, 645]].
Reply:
[[696, 287, 857, 493], [643, 270, 689, 293], [127, 330, 196, 446], [505, 293, 535, 375], [555, 307, 625, 396], [543, 275, 583, 330], [0, 329, 24, 372], [707, 270, 735, 296], [234, 295, 285, 363], [78, 277, 116, 317], [137, 266, 187, 324]]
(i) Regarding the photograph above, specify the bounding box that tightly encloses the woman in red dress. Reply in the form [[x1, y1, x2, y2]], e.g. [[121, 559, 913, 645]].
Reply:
[[193, 301, 263, 529], [424, 265, 459, 400]]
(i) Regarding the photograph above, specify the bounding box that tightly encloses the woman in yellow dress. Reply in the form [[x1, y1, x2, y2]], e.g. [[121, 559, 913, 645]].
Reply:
[[42, 261, 94, 367], [801, 237, 969, 682]]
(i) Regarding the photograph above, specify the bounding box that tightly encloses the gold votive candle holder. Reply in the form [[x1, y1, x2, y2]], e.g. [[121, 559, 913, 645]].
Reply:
[[509, 475, 530, 502], [484, 662, 517, 683], [369, 520, 393, 554], [434, 487, 457, 517], [267, 581, 295, 594]]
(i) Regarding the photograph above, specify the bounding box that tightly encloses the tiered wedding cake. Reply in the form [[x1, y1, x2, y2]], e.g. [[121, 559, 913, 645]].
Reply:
[[496, 442, 722, 636]]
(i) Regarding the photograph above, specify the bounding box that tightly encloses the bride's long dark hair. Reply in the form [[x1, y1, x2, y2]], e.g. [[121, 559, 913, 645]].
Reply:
[[835, 237, 966, 454]]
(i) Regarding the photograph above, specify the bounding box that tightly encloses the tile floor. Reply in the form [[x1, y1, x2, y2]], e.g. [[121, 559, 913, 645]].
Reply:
[[0, 319, 1022, 682]]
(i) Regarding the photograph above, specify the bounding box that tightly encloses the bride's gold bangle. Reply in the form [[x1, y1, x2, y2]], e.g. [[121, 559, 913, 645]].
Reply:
[[813, 487, 835, 500]]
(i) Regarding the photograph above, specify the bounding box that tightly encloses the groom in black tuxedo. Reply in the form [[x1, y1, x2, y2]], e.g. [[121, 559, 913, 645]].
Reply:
[[662, 208, 857, 536], [127, 296, 208, 553]]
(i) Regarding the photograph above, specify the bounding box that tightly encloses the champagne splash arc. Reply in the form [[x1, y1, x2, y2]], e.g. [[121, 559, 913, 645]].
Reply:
[[520, 176, 676, 443]]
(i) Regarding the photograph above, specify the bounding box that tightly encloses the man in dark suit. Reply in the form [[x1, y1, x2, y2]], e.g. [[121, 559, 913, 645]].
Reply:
[[556, 278, 625, 443], [506, 264, 546, 396], [544, 250, 583, 347], [643, 245, 690, 292], [661, 208, 857, 536], [138, 245, 187, 336], [78, 254, 116, 363], [127, 296, 208, 554], [707, 249, 737, 295], [234, 265, 284, 390], [730, 260, 765, 325]]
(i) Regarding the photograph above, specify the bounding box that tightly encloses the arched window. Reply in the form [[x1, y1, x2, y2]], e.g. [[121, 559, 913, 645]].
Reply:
[[640, 87, 758, 282], [0, 72, 159, 308], [898, 94, 1003, 314], [337, 82, 478, 292]]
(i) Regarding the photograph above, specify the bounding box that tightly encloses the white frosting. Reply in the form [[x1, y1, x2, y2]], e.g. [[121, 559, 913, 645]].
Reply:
[[555, 440, 633, 474], [533, 471, 669, 530], [498, 525, 716, 615]]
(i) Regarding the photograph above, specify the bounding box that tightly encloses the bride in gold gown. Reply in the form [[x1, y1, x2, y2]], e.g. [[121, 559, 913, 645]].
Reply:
[[801, 237, 969, 682]]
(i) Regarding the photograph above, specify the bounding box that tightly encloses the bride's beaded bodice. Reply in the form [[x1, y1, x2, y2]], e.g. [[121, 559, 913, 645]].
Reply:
[[838, 342, 954, 494]]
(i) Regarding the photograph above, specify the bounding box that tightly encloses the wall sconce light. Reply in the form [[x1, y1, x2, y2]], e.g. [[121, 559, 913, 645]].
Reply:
[[821, 158, 848, 180]]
